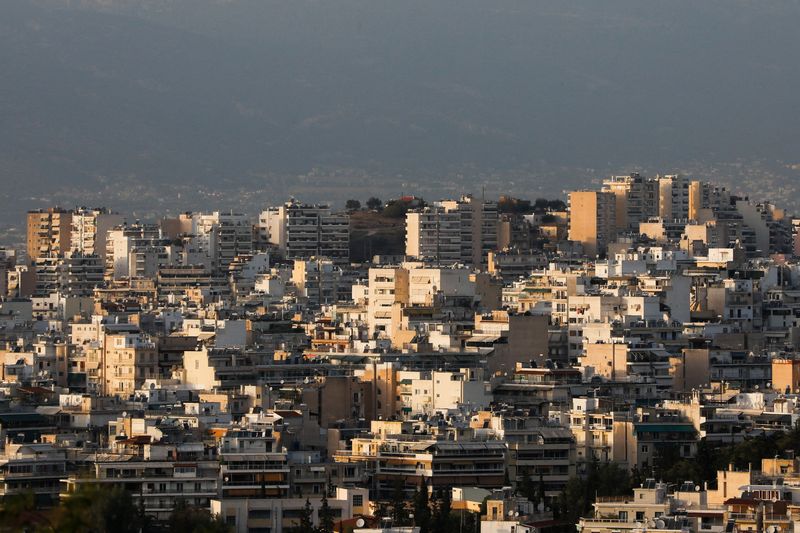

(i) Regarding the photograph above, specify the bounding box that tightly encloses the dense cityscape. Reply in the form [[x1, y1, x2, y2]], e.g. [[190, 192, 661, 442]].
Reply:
[[2, 173, 800, 531]]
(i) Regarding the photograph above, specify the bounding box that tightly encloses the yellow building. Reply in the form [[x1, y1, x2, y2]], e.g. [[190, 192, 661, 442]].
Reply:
[[101, 331, 158, 397], [27, 208, 73, 260], [772, 358, 800, 394], [568, 191, 616, 257]]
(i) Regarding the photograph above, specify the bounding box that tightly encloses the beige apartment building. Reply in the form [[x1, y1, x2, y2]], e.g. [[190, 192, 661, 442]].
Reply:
[[259, 200, 349, 262], [568, 191, 616, 257], [27, 208, 73, 260], [70, 207, 124, 259], [602, 173, 658, 232], [101, 330, 158, 397], [406, 196, 498, 267]]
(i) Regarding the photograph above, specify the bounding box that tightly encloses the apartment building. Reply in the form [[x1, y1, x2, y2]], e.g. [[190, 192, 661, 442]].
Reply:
[[218, 428, 290, 499], [405, 208, 462, 265], [568, 191, 617, 257], [336, 424, 506, 499], [406, 196, 498, 267], [489, 415, 576, 502], [0, 442, 67, 505], [101, 329, 158, 397], [602, 174, 658, 232], [70, 207, 124, 260], [212, 487, 367, 533], [260, 201, 349, 262], [33, 253, 104, 297], [63, 442, 219, 522], [105, 223, 169, 280], [27, 208, 73, 260], [292, 258, 350, 306]]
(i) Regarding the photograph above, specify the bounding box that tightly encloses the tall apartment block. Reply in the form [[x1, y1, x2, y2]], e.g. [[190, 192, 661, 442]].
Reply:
[[657, 174, 695, 220], [406, 196, 498, 267], [568, 191, 617, 257], [259, 201, 349, 262], [105, 223, 170, 280], [70, 207, 124, 260], [602, 174, 658, 232], [405, 208, 462, 265], [190, 212, 254, 272], [27, 208, 73, 260]]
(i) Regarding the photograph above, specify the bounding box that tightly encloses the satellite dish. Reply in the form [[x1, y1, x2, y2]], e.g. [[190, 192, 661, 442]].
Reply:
[[695, 485, 701, 492], [656, 519, 666, 529], [767, 526, 776, 533], [356, 518, 365, 528]]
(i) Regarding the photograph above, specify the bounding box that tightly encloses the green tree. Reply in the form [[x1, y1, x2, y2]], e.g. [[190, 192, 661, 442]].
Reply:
[[390, 479, 407, 526], [432, 488, 453, 533], [289, 498, 315, 533], [366, 197, 383, 211], [318, 492, 335, 533], [0, 491, 47, 532], [169, 499, 230, 533], [413, 478, 431, 533], [345, 199, 361, 211], [381, 201, 408, 218], [518, 471, 536, 502], [52, 484, 145, 533]]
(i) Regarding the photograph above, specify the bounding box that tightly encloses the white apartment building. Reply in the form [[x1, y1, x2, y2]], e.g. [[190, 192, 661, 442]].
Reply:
[[397, 367, 492, 416], [406, 196, 498, 267], [259, 201, 349, 261], [105, 224, 170, 279], [70, 207, 124, 260]]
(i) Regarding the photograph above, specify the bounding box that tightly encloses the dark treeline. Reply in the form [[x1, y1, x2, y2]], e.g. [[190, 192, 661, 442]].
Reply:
[[0, 484, 229, 533]]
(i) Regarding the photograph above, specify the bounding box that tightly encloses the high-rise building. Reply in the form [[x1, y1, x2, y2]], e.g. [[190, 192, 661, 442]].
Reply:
[[105, 223, 169, 280], [27, 208, 73, 260], [34, 253, 104, 297], [405, 196, 498, 267], [259, 201, 349, 262], [70, 208, 124, 260], [656, 175, 695, 220], [601, 174, 658, 232], [405, 208, 462, 265], [438, 196, 499, 266], [568, 191, 617, 257]]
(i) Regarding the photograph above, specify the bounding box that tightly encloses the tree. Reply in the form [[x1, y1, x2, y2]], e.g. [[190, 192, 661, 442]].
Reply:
[[413, 478, 431, 533], [289, 498, 315, 533], [169, 499, 231, 533], [51, 484, 145, 533], [498, 196, 533, 214], [381, 201, 408, 218], [432, 488, 453, 533], [366, 197, 383, 211], [518, 471, 536, 502], [0, 491, 47, 532], [318, 492, 335, 533], [345, 199, 361, 211], [390, 479, 407, 526]]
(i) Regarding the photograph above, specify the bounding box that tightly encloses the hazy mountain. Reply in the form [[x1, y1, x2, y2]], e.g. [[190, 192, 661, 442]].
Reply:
[[1, 0, 799, 223]]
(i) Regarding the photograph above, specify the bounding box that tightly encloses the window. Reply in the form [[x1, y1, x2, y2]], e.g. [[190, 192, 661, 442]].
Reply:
[[353, 494, 363, 506]]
